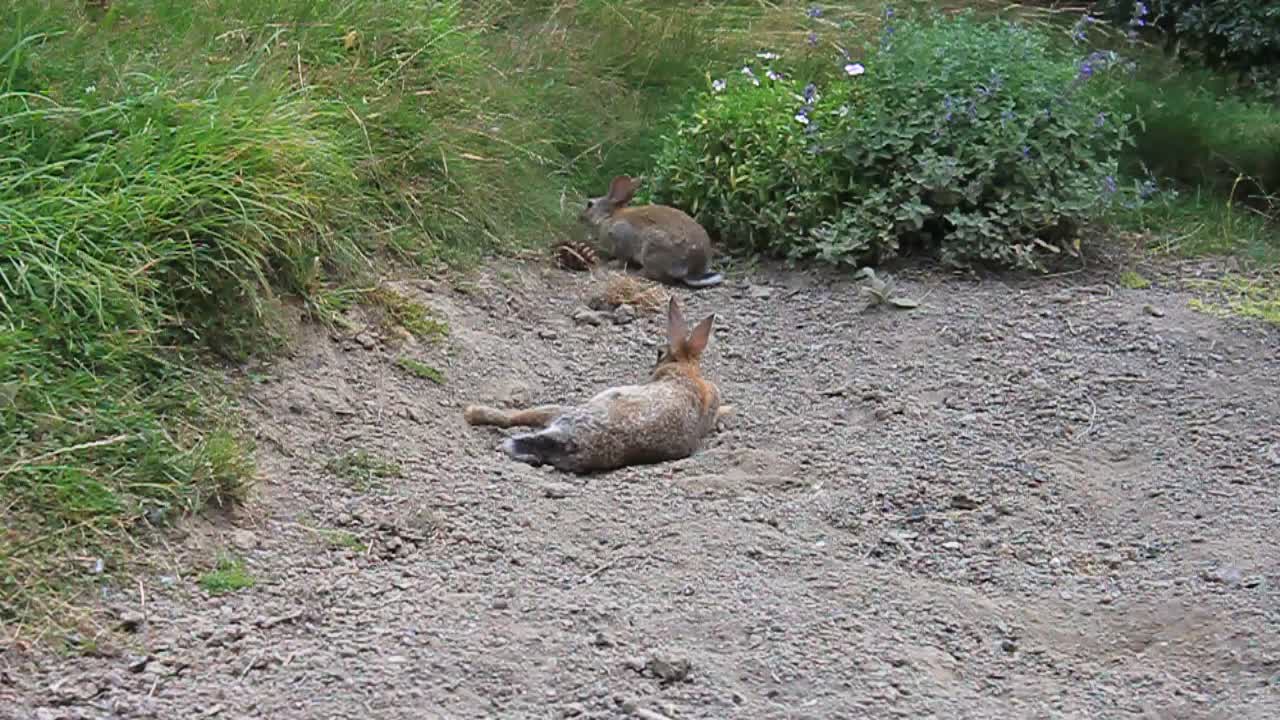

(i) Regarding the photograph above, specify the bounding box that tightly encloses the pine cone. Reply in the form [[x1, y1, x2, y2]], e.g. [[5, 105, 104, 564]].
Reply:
[[555, 240, 598, 272]]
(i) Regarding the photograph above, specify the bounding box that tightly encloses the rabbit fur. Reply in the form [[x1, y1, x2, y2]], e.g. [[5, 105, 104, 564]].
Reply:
[[579, 175, 724, 288], [463, 297, 724, 473]]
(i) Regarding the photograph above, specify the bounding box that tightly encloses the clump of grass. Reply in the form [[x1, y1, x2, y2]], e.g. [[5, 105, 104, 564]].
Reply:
[[324, 449, 402, 490], [1119, 270, 1152, 289], [365, 287, 449, 340], [395, 357, 445, 384], [1109, 190, 1279, 266], [320, 529, 365, 552], [602, 273, 669, 313], [199, 556, 255, 595], [1187, 273, 1280, 325]]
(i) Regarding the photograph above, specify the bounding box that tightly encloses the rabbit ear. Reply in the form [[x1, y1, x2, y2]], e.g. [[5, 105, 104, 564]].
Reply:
[[666, 296, 688, 350], [685, 314, 715, 357], [607, 175, 637, 205]]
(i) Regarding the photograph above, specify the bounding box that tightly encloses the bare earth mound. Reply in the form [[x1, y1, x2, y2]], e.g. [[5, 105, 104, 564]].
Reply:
[[6, 261, 1279, 719]]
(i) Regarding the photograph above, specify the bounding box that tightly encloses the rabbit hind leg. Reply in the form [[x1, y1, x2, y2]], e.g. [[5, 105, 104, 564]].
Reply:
[[464, 404, 566, 428]]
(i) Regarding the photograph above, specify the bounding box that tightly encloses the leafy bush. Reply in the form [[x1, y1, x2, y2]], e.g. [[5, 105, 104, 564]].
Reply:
[[648, 10, 1135, 271], [1093, 1, 1280, 79]]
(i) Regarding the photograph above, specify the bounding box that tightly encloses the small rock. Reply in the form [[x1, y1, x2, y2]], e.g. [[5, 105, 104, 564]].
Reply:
[[941, 541, 962, 551], [1143, 304, 1165, 318], [118, 611, 145, 633], [560, 703, 586, 718], [540, 481, 575, 499], [1203, 564, 1244, 587], [1049, 291, 1073, 304], [949, 494, 980, 511], [645, 653, 692, 684], [538, 329, 559, 340], [492, 379, 532, 408], [573, 308, 605, 327], [750, 285, 774, 300], [230, 529, 257, 550], [354, 332, 377, 350], [127, 655, 151, 673], [612, 304, 637, 325], [1001, 639, 1017, 653]]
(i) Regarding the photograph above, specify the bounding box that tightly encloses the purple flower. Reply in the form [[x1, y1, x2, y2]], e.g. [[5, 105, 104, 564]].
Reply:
[[806, 31, 819, 46], [803, 82, 818, 103], [1102, 175, 1117, 194], [794, 110, 811, 126], [884, 7, 894, 18], [1078, 61, 1094, 80], [711, 78, 726, 93], [1139, 179, 1158, 199], [1071, 14, 1093, 43], [807, 6, 823, 18], [741, 66, 760, 86], [1095, 112, 1106, 127], [1021, 146, 1031, 159], [766, 69, 782, 81], [844, 62, 865, 76]]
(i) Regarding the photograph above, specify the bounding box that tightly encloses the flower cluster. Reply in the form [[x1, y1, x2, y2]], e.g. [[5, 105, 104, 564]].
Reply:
[[1070, 14, 1094, 44], [1127, 2, 1149, 42]]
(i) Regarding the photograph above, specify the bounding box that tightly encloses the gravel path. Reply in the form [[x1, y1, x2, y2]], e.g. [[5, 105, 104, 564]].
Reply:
[[5, 260, 1279, 719]]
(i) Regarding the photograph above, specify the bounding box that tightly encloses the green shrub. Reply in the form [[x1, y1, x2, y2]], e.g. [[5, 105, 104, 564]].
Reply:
[[1118, 64, 1280, 198], [1093, 1, 1280, 80], [648, 10, 1135, 271]]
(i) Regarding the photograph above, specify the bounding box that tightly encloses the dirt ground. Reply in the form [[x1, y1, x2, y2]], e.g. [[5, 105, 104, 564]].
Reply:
[[4, 258, 1280, 719]]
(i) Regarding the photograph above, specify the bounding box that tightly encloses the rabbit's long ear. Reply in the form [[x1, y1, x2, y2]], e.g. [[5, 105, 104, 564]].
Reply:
[[666, 296, 688, 350], [607, 175, 637, 206], [685, 314, 715, 357]]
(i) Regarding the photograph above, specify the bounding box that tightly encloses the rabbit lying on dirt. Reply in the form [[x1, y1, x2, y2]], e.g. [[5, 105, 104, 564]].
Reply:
[[579, 175, 724, 288], [463, 297, 726, 473]]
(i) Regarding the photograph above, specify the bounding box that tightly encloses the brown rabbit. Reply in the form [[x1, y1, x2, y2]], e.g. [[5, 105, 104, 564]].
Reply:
[[579, 175, 724, 288], [463, 297, 724, 473]]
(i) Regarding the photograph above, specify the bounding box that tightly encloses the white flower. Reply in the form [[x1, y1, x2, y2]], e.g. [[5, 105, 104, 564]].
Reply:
[[794, 112, 810, 125], [766, 70, 781, 81], [756, 51, 780, 60], [711, 79, 726, 93], [844, 62, 865, 76], [837, 104, 850, 117]]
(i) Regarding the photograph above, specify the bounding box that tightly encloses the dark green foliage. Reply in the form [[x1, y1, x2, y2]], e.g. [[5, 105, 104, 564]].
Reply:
[[1094, 0, 1280, 79]]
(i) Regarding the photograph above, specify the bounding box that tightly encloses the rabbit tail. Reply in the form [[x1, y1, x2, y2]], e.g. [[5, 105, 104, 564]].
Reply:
[[501, 430, 569, 467], [683, 271, 724, 288]]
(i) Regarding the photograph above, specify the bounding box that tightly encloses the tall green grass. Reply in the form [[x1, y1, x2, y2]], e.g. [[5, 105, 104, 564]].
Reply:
[[0, 0, 816, 637]]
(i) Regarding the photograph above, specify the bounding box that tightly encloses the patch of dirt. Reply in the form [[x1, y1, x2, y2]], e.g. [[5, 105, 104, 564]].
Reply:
[[5, 261, 1280, 719]]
